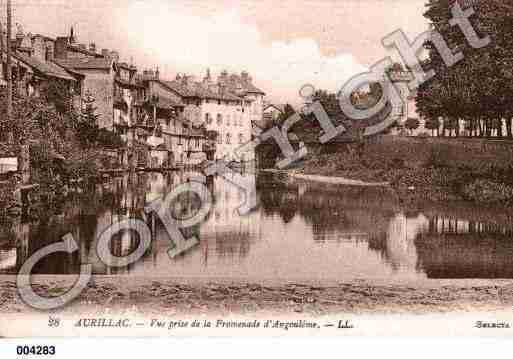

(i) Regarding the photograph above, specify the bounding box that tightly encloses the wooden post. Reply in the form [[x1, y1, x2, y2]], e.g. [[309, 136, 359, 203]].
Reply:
[[6, 0, 13, 143]]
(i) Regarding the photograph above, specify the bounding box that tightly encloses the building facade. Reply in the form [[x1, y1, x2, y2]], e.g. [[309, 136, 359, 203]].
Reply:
[[54, 29, 117, 130], [2, 24, 265, 168], [0, 29, 82, 105], [140, 69, 213, 167], [155, 69, 265, 162]]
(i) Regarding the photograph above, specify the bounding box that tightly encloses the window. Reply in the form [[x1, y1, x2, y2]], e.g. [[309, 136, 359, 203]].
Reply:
[[226, 133, 231, 144], [45, 47, 51, 61], [239, 133, 244, 144], [226, 114, 230, 126], [205, 113, 212, 125], [217, 113, 222, 126], [217, 133, 223, 144]]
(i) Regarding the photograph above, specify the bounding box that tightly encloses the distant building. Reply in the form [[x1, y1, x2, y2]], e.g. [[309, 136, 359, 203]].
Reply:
[[0, 28, 82, 105], [146, 69, 266, 162], [53, 28, 119, 129], [263, 103, 289, 122], [139, 69, 213, 167], [203, 69, 263, 161]]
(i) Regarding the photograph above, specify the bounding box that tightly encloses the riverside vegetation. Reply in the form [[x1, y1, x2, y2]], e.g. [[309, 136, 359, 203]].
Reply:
[[297, 136, 513, 206], [0, 83, 123, 222]]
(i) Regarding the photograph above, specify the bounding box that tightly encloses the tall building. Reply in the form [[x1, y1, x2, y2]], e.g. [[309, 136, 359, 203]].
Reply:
[[154, 69, 265, 162], [53, 28, 118, 130], [139, 68, 213, 167]]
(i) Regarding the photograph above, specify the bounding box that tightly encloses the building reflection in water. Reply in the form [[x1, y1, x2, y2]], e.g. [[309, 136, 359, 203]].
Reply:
[[415, 214, 513, 278], [1, 172, 513, 281]]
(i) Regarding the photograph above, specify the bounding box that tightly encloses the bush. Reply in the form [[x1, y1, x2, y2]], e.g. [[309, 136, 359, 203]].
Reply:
[[424, 145, 452, 168], [462, 179, 513, 204], [405, 118, 420, 133]]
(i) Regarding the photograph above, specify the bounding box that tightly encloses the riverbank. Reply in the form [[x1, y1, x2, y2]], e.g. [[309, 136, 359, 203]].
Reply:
[[2, 277, 513, 315], [294, 136, 513, 206]]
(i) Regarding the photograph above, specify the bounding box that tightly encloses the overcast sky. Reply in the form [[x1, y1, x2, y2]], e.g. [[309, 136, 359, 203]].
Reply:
[[4, 0, 429, 104]]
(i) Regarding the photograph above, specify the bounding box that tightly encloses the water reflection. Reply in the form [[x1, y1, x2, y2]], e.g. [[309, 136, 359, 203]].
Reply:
[[416, 215, 513, 278], [1, 172, 513, 282]]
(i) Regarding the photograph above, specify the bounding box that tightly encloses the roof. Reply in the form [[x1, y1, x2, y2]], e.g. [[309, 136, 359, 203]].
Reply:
[[159, 80, 242, 102], [12, 51, 77, 81], [219, 72, 266, 95], [117, 62, 137, 71], [264, 104, 287, 113], [151, 96, 184, 109], [31, 34, 55, 42], [66, 44, 103, 58], [242, 82, 265, 95], [55, 57, 113, 71], [158, 80, 194, 97], [115, 77, 144, 89]]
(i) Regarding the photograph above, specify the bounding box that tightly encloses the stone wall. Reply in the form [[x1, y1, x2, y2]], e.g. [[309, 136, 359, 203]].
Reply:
[[81, 69, 114, 130]]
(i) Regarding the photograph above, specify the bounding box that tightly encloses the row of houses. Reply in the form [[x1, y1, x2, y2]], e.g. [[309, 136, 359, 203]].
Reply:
[[0, 26, 266, 167]]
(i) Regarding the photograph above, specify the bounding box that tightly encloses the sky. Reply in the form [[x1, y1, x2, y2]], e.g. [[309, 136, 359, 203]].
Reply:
[[3, 0, 429, 105]]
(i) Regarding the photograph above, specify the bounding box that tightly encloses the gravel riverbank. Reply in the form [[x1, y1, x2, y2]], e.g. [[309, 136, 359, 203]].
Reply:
[[2, 278, 513, 316]]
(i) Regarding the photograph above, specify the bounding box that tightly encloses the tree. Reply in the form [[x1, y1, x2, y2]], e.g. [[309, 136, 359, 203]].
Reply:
[[276, 103, 296, 126], [76, 92, 100, 147], [416, 0, 513, 139], [43, 80, 72, 115], [425, 117, 441, 137], [405, 118, 420, 136]]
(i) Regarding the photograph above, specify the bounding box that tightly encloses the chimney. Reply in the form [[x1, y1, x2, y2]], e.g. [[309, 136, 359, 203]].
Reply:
[[69, 26, 76, 44], [89, 42, 96, 53], [101, 48, 110, 58], [204, 68, 212, 83], [218, 70, 228, 85], [181, 75, 189, 87], [15, 24, 24, 41], [110, 50, 119, 62], [182, 75, 196, 89], [155, 67, 160, 80], [145, 69, 155, 79]]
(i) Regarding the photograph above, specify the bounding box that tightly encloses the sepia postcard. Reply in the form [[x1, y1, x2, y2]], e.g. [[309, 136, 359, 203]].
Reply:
[[1, 0, 513, 342]]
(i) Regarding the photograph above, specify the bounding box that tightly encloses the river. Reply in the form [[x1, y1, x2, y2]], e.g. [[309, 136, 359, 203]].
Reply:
[[1, 171, 513, 283]]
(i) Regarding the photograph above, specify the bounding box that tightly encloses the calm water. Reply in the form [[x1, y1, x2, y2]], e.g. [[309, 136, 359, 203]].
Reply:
[[1, 171, 513, 283]]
